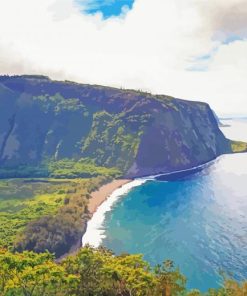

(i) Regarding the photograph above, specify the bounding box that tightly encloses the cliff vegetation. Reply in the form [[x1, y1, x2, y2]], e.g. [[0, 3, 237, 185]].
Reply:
[[0, 246, 246, 296]]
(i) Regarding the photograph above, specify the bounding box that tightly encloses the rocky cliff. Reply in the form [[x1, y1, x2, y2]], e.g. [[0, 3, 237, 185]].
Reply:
[[0, 75, 234, 178]]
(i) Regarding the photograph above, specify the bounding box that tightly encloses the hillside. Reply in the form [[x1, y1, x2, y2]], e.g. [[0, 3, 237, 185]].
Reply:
[[0, 75, 240, 179]]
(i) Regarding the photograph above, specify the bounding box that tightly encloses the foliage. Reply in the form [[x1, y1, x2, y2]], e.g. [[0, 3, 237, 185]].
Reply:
[[47, 158, 121, 178], [33, 93, 87, 114], [63, 247, 157, 296], [81, 111, 147, 171], [0, 176, 112, 258], [154, 260, 186, 295], [0, 249, 78, 296], [231, 141, 247, 153], [13, 176, 112, 258], [0, 158, 121, 179], [0, 247, 175, 296], [0, 247, 246, 296], [0, 179, 70, 248]]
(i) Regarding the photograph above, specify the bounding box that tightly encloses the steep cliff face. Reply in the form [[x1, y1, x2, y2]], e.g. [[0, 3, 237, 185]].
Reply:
[[0, 75, 232, 177]]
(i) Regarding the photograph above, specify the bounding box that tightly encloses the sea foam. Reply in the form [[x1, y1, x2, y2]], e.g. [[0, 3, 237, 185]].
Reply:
[[82, 178, 148, 247]]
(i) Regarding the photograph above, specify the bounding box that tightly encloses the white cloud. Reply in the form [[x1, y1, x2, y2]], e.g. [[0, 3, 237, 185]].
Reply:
[[0, 0, 246, 115]]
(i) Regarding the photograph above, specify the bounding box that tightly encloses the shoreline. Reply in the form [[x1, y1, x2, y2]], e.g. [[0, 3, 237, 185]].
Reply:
[[82, 178, 148, 247], [57, 179, 132, 261], [87, 179, 132, 215], [81, 160, 218, 248], [62, 159, 219, 258]]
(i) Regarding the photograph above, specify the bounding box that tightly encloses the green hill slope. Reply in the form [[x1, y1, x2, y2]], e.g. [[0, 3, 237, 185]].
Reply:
[[0, 75, 240, 178]]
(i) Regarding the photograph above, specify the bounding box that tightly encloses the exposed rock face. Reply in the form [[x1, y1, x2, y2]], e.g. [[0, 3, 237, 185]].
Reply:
[[0, 75, 232, 177]]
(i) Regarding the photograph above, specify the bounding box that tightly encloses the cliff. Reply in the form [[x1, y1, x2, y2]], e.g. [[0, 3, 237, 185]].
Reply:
[[0, 75, 237, 178]]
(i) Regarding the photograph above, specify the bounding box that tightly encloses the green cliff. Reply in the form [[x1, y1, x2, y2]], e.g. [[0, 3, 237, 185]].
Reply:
[[0, 75, 242, 178]]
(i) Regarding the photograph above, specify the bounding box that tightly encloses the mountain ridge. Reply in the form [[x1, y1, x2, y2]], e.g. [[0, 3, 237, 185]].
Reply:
[[0, 75, 245, 179]]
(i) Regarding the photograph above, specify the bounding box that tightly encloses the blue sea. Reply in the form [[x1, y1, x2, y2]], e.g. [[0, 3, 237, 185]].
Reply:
[[83, 119, 247, 291]]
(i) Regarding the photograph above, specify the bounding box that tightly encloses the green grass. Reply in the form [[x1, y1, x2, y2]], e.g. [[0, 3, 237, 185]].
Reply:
[[231, 141, 247, 153]]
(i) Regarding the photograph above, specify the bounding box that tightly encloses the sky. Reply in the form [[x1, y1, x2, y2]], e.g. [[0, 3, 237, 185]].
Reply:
[[0, 0, 247, 116], [80, 0, 134, 18]]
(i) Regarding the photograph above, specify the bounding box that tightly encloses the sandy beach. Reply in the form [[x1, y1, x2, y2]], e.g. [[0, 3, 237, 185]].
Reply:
[[88, 179, 131, 214], [56, 179, 132, 260], [82, 178, 148, 247]]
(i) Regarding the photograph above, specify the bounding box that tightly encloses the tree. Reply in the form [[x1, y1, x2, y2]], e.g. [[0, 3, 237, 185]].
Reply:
[[154, 260, 186, 296], [0, 249, 77, 296]]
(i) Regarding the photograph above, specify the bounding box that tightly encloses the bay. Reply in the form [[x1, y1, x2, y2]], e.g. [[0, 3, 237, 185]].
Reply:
[[101, 119, 247, 291]]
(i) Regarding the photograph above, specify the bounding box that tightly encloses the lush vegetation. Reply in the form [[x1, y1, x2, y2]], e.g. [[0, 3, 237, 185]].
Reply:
[[0, 75, 235, 179], [231, 141, 247, 153], [0, 76, 246, 295], [0, 176, 112, 258], [0, 179, 69, 248], [13, 176, 112, 258], [47, 158, 121, 178], [0, 158, 121, 179], [0, 246, 246, 296], [81, 111, 148, 172], [4, 178, 246, 295]]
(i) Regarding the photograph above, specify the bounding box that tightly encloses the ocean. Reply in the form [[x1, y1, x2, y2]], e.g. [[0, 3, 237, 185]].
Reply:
[[83, 119, 247, 291]]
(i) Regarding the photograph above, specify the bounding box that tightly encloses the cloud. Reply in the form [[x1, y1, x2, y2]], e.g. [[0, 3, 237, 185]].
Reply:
[[196, 0, 247, 40], [0, 0, 246, 115]]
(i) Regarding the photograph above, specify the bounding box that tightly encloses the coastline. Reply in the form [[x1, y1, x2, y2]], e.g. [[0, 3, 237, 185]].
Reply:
[[57, 179, 132, 261], [82, 178, 148, 247], [60, 159, 219, 259], [81, 159, 219, 249], [87, 179, 132, 215], [56, 154, 242, 261]]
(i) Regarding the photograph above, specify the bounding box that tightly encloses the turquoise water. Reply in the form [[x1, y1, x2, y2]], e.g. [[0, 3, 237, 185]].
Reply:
[[102, 119, 247, 291]]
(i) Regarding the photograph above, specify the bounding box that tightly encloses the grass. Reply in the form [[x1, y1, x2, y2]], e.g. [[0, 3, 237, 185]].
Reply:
[[231, 141, 247, 153], [0, 178, 89, 249]]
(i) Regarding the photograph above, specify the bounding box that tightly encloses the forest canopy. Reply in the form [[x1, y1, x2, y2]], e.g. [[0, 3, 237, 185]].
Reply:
[[0, 246, 246, 296]]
